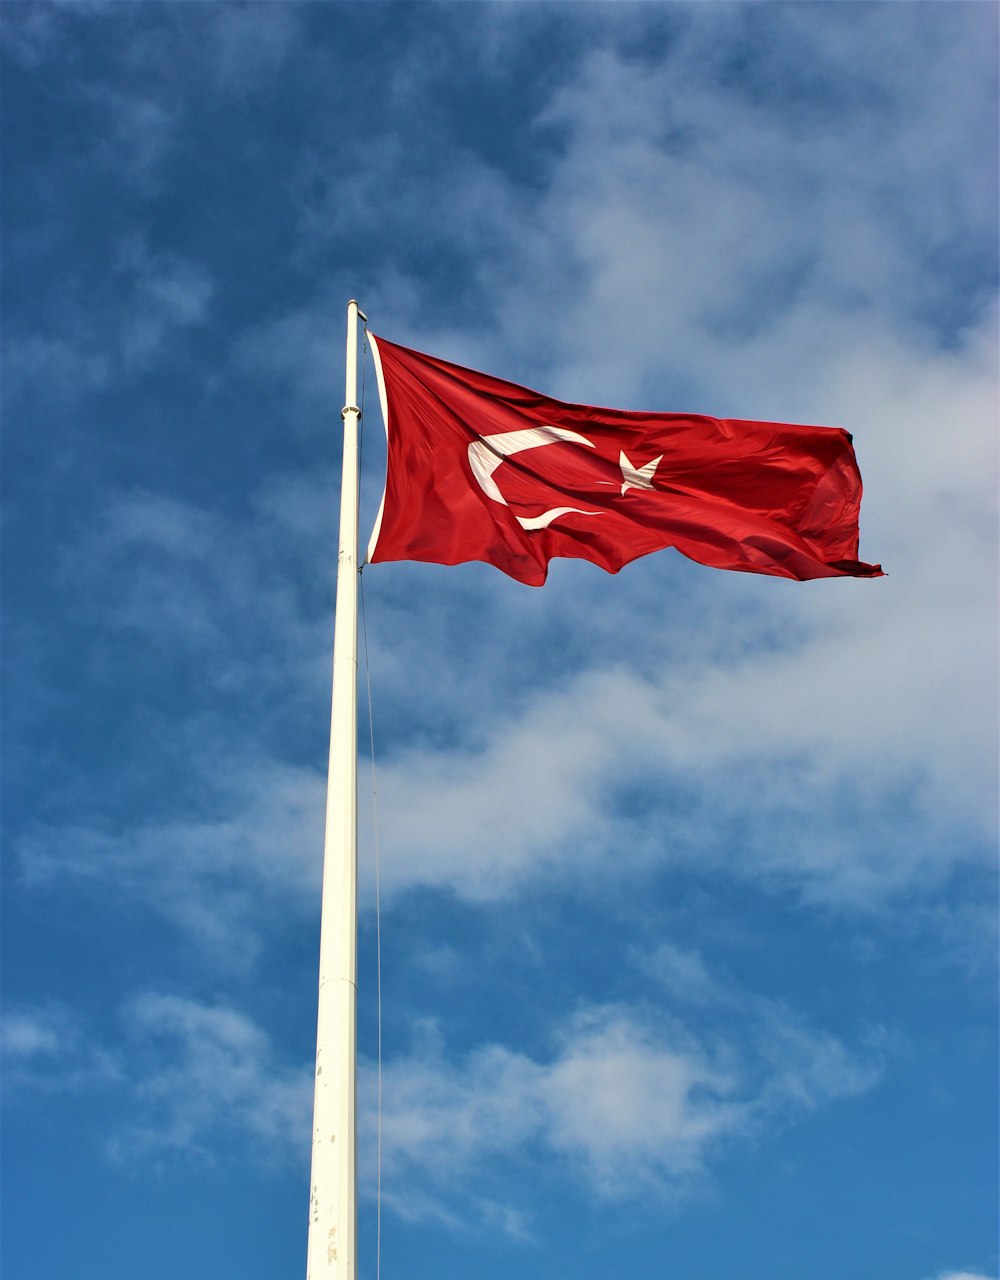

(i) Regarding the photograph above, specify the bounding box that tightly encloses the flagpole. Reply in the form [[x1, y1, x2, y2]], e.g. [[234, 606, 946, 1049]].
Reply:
[[307, 299, 363, 1280]]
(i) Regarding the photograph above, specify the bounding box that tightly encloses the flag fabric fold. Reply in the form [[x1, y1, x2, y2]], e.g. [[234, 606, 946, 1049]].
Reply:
[[367, 334, 882, 587]]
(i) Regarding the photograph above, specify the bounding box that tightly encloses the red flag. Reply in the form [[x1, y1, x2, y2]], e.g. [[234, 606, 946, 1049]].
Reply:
[[367, 335, 882, 587]]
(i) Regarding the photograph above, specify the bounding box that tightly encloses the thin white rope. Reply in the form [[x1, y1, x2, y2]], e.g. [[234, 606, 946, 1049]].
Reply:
[[357, 328, 384, 1280]]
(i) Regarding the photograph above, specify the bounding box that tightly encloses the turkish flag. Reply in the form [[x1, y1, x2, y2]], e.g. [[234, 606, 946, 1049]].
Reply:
[[366, 335, 882, 587]]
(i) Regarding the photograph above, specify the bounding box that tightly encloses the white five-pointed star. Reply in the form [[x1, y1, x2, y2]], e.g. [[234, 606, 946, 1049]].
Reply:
[[619, 449, 663, 496]]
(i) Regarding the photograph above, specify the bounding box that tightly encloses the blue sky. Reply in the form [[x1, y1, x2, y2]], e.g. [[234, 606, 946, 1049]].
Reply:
[[2, 4, 997, 1279]]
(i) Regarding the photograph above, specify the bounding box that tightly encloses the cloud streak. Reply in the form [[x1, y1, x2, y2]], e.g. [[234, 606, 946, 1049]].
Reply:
[[361, 952, 882, 1228]]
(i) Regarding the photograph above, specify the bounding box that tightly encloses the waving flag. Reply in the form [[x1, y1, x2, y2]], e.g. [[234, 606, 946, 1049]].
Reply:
[[367, 335, 882, 586]]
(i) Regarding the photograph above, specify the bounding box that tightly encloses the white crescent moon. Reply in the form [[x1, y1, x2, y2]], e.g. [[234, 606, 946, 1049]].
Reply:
[[467, 426, 602, 531]]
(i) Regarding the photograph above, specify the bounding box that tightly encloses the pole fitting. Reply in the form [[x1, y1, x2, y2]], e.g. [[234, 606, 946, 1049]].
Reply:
[[341, 404, 361, 421]]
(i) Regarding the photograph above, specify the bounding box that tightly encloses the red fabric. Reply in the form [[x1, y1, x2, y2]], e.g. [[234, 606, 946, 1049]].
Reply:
[[369, 335, 882, 587]]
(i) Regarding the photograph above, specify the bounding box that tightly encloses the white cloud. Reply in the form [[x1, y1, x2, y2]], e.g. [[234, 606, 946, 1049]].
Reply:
[[113, 993, 311, 1161], [115, 237, 213, 361], [922, 1272, 997, 1280], [205, 2, 300, 92], [4, 984, 870, 1230], [368, 509, 996, 907], [36, 479, 338, 738], [1, 333, 112, 402], [10, 480, 345, 957], [18, 757, 324, 964], [0, 3, 61, 67], [59, 487, 321, 672], [2, 1003, 122, 1092], [3, 994, 310, 1164], [537, 1008, 741, 1193], [0, 2, 114, 68], [90, 84, 181, 190], [361, 985, 880, 1227], [237, 297, 348, 416], [638, 942, 727, 1007], [0, 954, 886, 1223], [3, 236, 214, 408], [5, 471, 338, 961]]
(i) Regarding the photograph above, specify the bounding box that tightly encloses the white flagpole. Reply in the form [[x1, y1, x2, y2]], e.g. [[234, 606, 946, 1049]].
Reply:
[[307, 298, 363, 1279]]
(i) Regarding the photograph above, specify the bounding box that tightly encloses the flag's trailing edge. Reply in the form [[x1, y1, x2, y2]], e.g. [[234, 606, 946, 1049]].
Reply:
[[367, 334, 882, 586]]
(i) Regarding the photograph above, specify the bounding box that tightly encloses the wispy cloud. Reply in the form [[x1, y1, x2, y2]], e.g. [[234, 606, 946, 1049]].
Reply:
[[3, 235, 214, 408], [113, 993, 311, 1162], [18, 757, 324, 966], [4, 944, 882, 1232], [2, 1002, 122, 1093], [370, 555, 995, 909], [3, 994, 311, 1166], [921, 1272, 997, 1280], [360, 955, 882, 1228]]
